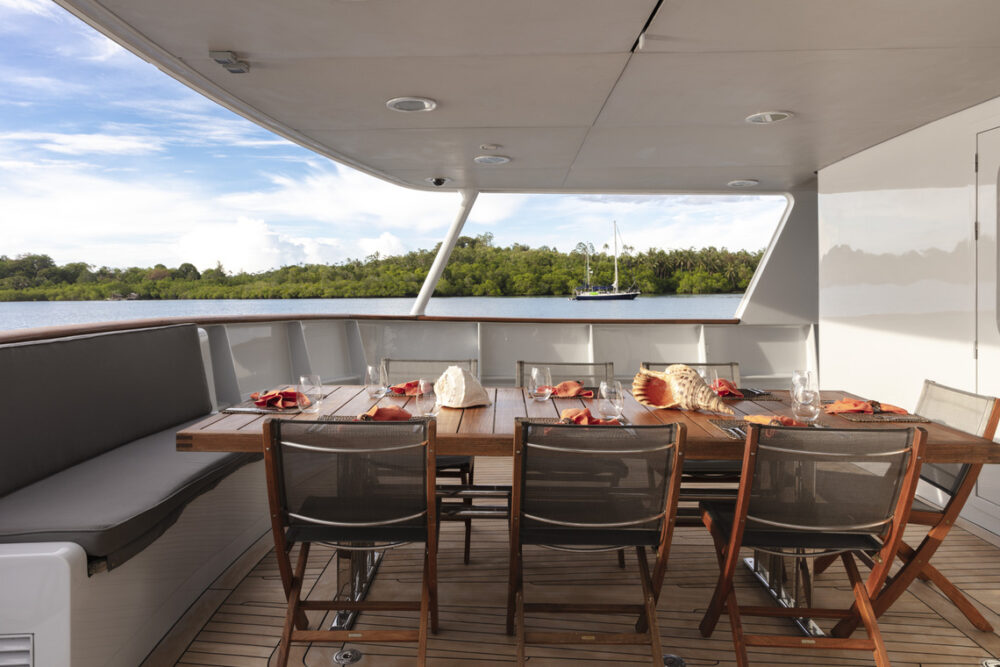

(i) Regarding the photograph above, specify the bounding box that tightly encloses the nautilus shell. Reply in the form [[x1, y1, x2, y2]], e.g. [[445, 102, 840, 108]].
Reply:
[[631, 364, 734, 414]]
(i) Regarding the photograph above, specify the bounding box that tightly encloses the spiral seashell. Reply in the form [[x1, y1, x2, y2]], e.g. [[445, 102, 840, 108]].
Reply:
[[631, 364, 733, 415]]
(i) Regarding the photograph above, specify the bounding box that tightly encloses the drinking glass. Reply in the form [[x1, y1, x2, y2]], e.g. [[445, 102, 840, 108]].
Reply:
[[598, 380, 625, 420], [365, 364, 386, 398], [528, 366, 553, 401], [791, 370, 820, 424], [298, 374, 322, 414], [414, 378, 437, 416]]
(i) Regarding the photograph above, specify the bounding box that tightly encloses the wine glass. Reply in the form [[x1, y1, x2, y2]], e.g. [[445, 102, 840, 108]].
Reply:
[[599, 380, 625, 420], [414, 378, 436, 416], [298, 374, 322, 414], [528, 366, 553, 401], [365, 364, 386, 398]]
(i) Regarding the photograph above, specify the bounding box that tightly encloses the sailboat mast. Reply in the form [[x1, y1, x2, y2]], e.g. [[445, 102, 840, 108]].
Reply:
[[612, 220, 619, 291]]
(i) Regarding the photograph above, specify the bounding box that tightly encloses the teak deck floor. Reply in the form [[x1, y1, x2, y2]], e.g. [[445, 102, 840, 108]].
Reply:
[[147, 458, 1000, 666]]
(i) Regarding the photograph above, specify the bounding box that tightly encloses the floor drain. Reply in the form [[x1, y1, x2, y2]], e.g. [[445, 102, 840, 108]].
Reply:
[[663, 655, 687, 667], [333, 648, 363, 664]]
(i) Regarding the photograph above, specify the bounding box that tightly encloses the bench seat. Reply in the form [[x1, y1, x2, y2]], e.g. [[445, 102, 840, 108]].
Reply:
[[0, 416, 255, 571]]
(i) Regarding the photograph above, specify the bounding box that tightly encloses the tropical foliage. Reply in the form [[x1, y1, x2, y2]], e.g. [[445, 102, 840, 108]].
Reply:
[[0, 236, 762, 301]]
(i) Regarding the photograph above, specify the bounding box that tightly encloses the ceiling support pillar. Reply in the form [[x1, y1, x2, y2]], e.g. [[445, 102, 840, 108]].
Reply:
[[410, 189, 479, 316]]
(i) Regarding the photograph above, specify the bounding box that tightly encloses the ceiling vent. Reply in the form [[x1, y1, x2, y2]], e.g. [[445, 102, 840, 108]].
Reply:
[[208, 51, 249, 74]]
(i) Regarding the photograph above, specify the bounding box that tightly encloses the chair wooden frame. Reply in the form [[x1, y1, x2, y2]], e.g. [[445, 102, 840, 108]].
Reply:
[[822, 380, 1000, 635], [506, 419, 686, 665], [379, 357, 477, 563], [514, 360, 614, 387], [699, 424, 926, 667], [263, 418, 439, 666]]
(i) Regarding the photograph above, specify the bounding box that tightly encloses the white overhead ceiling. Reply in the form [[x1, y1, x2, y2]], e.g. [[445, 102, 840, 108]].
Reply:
[[56, 0, 1000, 193]]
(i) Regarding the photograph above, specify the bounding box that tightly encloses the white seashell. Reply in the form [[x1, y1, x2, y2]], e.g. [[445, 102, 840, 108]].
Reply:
[[433, 366, 491, 408]]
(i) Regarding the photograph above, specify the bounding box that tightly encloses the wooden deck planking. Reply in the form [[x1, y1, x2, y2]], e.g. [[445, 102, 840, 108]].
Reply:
[[158, 456, 1000, 666]]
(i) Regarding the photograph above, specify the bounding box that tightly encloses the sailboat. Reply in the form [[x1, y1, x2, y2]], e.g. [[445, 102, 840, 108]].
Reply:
[[572, 221, 640, 300]]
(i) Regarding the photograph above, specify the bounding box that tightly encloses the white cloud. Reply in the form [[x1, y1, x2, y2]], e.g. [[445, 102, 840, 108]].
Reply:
[[0, 0, 60, 17], [1, 130, 165, 155]]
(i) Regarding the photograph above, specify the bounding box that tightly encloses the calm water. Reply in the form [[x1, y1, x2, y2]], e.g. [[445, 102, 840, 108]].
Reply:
[[0, 294, 742, 331]]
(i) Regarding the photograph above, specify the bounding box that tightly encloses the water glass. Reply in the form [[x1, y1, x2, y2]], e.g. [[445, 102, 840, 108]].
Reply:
[[365, 364, 386, 398], [414, 378, 437, 415], [791, 370, 820, 423], [298, 374, 323, 414], [528, 366, 553, 401], [598, 380, 625, 420]]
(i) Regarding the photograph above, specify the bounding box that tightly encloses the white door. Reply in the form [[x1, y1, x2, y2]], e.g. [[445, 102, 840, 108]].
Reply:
[[969, 126, 1000, 532]]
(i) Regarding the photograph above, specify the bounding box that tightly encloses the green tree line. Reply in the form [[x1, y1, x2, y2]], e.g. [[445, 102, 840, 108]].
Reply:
[[0, 235, 762, 301]]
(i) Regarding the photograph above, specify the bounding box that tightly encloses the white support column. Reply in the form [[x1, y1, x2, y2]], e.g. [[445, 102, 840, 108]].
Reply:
[[410, 189, 479, 316]]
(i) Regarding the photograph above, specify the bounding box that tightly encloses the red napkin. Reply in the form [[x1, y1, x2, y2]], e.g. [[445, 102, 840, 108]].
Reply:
[[390, 380, 425, 396], [358, 405, 412, 421], [542, 381, 594, 398], [559, 408, 620, 425], [744, 414, 807, 428], [711, 378, 744, 398], [824, 399, 907, 415], [251, 389, 306, 409]]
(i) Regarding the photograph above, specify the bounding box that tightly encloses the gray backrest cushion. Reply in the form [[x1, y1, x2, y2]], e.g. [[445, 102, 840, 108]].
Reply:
[[0, 324, 211, 496]]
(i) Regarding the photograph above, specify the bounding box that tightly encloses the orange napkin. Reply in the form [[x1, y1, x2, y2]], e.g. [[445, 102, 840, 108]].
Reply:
[[711, 378, 744, 398], [559, 408, 621, 425], [358, 405, 412, 421], [744, 414, 807, 428], [251, 389, 306, 409], [542, 381, 594, 398], [390, 380, 425, 396], [824, 399, 907, 415]]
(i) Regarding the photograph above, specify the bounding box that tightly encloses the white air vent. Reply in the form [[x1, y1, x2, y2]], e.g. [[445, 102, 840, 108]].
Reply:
[[0, 635, 33, 667]]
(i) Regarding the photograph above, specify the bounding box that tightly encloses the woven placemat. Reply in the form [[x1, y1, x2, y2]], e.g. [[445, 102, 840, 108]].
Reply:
[[222, 399, 301, 415], [835, 412, 930, 423], [723, 391, 780, 401], [320, 415, 428, 422], [709, 418, 749, 439]]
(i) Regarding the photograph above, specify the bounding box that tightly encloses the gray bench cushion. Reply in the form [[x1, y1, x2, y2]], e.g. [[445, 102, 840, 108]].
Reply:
[[0, 324, 212, 496], [0, 416, 256, 570]]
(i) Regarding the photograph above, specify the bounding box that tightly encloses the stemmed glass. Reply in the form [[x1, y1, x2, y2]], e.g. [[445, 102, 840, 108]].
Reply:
[[791, 370, 820, 424], [598, 380, 625, 421], [528, 366, 553, 401], [365, 364, 386, 399], [414, 378, 437, 416]]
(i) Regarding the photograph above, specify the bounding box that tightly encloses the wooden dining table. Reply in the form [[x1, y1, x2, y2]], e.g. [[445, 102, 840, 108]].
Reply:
[[176, 384, 1000, 638], [177, 385, 1000, 465]]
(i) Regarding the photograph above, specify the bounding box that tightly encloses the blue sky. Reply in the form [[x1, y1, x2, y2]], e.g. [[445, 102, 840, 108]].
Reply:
[[0, 0, 788, 273]]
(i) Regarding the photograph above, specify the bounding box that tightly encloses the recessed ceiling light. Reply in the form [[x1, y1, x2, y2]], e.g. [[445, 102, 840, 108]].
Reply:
[[745, 110, 793, 124], [727, 179, 759, 188], [473, 155, 511, 165], [425, 177, 450, 186], [386, 96, 437, 112]]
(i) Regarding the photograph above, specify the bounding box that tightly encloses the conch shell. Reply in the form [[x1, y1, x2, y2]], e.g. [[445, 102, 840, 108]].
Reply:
[[631, 364, 733, 415]]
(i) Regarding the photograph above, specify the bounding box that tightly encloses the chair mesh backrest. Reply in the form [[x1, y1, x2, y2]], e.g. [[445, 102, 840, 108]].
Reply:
[[381, 358, 478, 385], [641, 362, 741, 386], [915, 380, 998, 495], [270, 420, 429, 532], [515, 361, 614, 387], [748, 427, 915, 535], [519, 422, 677, 539]]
